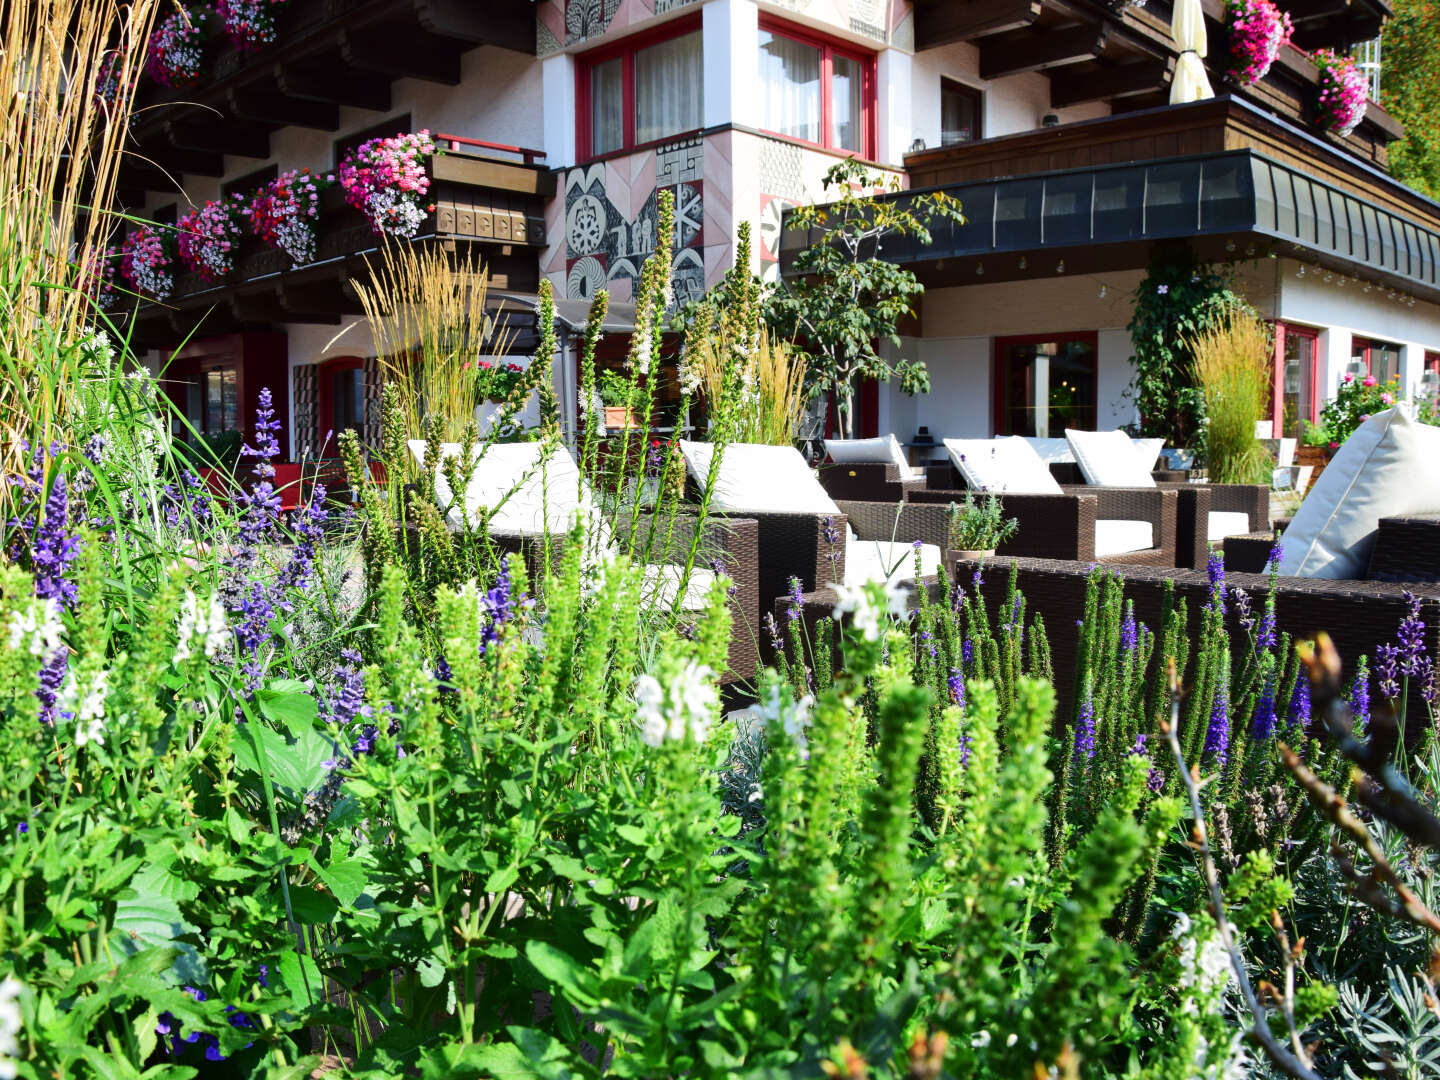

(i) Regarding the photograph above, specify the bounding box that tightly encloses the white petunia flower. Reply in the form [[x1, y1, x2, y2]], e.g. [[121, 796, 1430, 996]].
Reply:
[[830, 580, 909, 641], [0, 975, 21, 1080], [633, 661, 718, 747], [6, 598, 63, 658]]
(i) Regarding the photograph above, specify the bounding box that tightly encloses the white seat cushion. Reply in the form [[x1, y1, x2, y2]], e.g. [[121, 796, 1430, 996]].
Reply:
[[1131, 437, 1165, 471], [1022, 437, 1074, 465], [411, 440, 612, 545], [944, 436, 1063, 494], [1278, 405, 1440, 578], [642, 563, 716, 612], [1207, 510, 1253, 542], [1066, 429, 1158, 488], [824, 434, 919, 480], [1095, 519, 1155, 557], [679, 441, 840, 516], [844, 538, 942, 587]]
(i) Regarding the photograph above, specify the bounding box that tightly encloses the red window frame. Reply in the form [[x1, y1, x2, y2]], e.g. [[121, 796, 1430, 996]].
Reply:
[[1352, 335, 1402, 383], [575, 15, 703, 161], [1426, 350, 1440, 376], [757, 15, 876, 160], [1272, 321, 1319, 432], [991, 331, 1099, 437]]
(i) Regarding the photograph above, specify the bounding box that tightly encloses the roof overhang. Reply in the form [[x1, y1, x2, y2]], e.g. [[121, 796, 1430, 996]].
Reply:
[[782, 148, 1440, 303]]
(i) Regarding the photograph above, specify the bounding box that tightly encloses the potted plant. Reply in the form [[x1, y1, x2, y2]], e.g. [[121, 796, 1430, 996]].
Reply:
[[946, 490, 1018, 567], [599, 368, 638, 431]]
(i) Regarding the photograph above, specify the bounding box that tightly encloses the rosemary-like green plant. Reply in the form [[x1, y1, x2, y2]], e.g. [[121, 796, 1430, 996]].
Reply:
[[946, 491, 1018, 551]]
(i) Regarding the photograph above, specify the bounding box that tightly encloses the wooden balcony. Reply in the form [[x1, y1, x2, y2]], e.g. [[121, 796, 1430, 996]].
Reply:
[[908, 0, 1400, 166], [117, 0, 533, 200], [126, 142, 553, 351]]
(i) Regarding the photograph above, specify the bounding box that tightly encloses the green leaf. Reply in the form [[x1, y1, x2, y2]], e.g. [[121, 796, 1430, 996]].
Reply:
[[233, 722, 336, 802], [256, 685, 319, 737], [485, 864, 518, 894], [525, 941, 587, 1000], [315, 858, 368, 908]]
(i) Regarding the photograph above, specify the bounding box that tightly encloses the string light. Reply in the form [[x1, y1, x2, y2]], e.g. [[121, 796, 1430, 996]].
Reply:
[[1098, 284, 1107, 299]]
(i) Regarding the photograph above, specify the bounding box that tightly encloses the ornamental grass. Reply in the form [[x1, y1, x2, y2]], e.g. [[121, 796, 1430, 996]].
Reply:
[[1189, 302, 1275, 484]]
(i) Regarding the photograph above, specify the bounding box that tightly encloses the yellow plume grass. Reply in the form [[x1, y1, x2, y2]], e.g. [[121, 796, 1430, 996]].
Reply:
[[697, 330, 807, 446], [1189, 303, 1274, 485], [0, 0, 158, 477]]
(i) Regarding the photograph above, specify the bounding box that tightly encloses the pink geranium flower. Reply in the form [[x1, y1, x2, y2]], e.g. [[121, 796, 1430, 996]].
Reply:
[[1380, 392, 1395, 405], [1362, 374, 1378, 387]]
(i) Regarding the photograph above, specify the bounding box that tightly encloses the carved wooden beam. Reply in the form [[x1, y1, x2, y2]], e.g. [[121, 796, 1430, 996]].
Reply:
[[228, 86, 340, 131], [276, 62, 392, 112], [413, 0, 534, 53], [341, 26, 462, 85], [980, 22, 1109, 80], [167, 119, 270, 160], [1050, 57, 1172, 108], [914, 0, 1043, 51]]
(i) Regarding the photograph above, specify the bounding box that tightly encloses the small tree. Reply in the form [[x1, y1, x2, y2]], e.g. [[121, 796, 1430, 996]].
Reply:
[[766, 159, 964, 439]]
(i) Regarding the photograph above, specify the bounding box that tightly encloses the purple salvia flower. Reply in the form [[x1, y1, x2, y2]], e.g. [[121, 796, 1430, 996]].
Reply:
[[479, 562, 515, 656], [971, 566, 984, 590], [764, 611, 783, 655], [1204, 683, 1230, 766], [1397, 591, 1427, 677], [959, 730, 971, 768], [1287, 673, 1311, 731], [1255, 606, 1276, 651], [82, 434, 105, 465], [36, 649, 67, 726], [785, 576, 804, 624], [241, 387, 282, 480], [1251, 678, 1278, 741], [1120, 608, 1138, 652], [948, 666, 965, 709], [1376, 643, 1401, 700], [962, 638, 974, 666], [1206, 551, 1226, 614], [1073, 696, 1097, 761], [1231, 587, 1253, 631], [31, 474, 80, 609], [1266, 541, 1283, 574], [1349, 668, 1370, 724]]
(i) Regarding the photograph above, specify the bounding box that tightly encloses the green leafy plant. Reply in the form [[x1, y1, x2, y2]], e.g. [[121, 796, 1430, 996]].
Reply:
[[766, 158, 965, 439], [1320, 372, 1406, 447], [1126, 251, 1244, 448], [1299, 418, 1333, 447], [598, 366, 632, 407], [946, 491, 1018, 552]]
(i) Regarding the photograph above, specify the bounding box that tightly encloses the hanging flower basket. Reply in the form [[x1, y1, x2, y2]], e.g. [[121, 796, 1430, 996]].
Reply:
[[93, 48, 132, 111], [1312, 48, 1368, 137], [247, 167, 332, 268], [337, 130, 439, 239], [214, 0, 291, 52], [120, 225, 175, 301], [144, 7, 208, 88], [177, 194, 248, 282], [1225, 0, 1292, 86]]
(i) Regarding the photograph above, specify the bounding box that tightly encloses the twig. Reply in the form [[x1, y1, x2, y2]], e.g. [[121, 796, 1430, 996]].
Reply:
[[1160, 661, 1322, 1080]]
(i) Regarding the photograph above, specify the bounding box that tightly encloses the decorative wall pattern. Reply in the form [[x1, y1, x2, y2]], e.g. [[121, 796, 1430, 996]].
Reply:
[[536, 0, 702, 55], [362, 355, 382, 448], [292, 363, 318, 459], [562, 137, 706, 305]]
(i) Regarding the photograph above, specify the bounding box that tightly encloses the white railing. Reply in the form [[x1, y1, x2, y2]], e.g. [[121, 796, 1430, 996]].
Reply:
[[1355, 36, 1383, 102]]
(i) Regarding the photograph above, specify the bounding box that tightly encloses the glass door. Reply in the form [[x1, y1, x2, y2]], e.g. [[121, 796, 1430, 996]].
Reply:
[[993, 333, 1097, 436], [1278, 323, 1318, 439]]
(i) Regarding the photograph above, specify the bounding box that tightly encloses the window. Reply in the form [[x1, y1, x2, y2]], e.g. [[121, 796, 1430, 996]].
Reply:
[[940, 78, 982, 145], [1352, 336, 1401, 384], [581, 21, 702, 158], [993, 333, 1098, 436], [758, 20, 874, 156]]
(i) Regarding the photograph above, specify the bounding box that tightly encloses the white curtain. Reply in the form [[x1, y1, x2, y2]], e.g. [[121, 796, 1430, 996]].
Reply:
[[591, 56, 624, 154], [1170, 0, 1214, 104], [831, 53, 862, 151], [759, 30, 820, 143], [635, 30, 702, 144]]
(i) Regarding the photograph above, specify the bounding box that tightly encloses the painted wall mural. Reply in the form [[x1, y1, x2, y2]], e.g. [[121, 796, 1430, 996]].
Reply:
[[560, 137, 706, 305], [536, 0, 704, 57]]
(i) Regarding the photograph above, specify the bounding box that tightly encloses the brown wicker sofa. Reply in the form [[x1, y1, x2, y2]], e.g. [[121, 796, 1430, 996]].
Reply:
[[817, 462, 924, 502], [905, 463, 1179, 568], [1157, 482, 1271, 571]]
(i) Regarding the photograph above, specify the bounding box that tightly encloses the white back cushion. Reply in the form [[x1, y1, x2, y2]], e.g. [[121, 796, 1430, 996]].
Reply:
[[1066, 429, 1157, 488], [824, 434, 918, 479], [944, 436, 1062, 494], [411, 440, 609, 544], [1022, 437, 1074, 465], [1131, 437, 1165, 471], [679, 441, 840, 515], [1278, 406, 1440, 577]]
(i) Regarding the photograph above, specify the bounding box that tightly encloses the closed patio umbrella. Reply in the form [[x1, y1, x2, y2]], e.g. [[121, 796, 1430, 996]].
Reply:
[[1170, 0, 1214, 103]]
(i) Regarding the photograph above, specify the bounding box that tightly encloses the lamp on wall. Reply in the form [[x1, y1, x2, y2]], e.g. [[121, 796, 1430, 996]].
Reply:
[[1041, 113, 1060, 127], [909, 137, 926, 153]]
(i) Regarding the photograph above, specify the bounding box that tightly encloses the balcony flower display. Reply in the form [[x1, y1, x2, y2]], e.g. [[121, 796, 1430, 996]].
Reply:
[[338, 130, 438, 239], [247, 167, 332, 268], [119, 225, 175, 301], [1312, 48, 1369, 137], [83, 246, 120, 310], [177, 194, 247, 282], [214, 0, 291, 51], [93, 48, 131, 111], [144, 6, 208, 88], [1225, 0, 1292, 86]]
